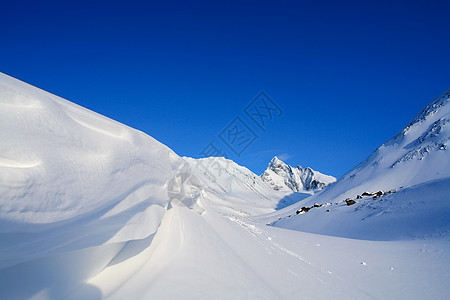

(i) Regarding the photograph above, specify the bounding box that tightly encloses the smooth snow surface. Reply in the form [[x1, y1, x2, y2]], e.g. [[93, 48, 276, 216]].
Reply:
[[0, 73, 449, 299]]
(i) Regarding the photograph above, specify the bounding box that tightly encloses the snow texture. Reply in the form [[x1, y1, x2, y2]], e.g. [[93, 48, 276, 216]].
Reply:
[[272, 88, 450, 240], [261, 156, 336, 192], [0, 73, 449, 299]]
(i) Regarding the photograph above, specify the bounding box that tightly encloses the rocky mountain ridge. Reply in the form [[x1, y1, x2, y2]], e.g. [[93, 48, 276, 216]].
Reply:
[[261, 156, 337, 192]]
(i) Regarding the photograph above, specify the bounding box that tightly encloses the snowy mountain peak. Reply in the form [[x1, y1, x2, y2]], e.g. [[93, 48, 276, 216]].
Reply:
[[410, 88, 450, 125], [268, 156, 285, 168], [261, 156, 336, 192], [267, 156, 295, 171]]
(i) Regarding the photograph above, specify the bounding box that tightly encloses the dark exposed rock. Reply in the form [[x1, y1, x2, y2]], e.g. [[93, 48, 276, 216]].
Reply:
[[296, 207, 311, 214], [345, 199, 357, 206]]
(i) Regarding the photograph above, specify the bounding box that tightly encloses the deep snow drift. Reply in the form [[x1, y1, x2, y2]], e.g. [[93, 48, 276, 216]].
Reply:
[[0, 72, 189, 270], [0, 72, 449, 300]]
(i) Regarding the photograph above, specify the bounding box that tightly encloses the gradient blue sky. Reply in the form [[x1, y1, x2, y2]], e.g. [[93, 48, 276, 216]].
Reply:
[[2, 0, 449, 177]]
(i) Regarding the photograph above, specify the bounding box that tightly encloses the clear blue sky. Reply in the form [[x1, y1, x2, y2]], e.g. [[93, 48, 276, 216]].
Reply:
[[2, 0, 449, 178]]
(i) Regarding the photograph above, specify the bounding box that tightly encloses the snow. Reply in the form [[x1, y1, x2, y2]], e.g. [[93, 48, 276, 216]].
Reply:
[[261, 156, 336, 192], [271, 177, 450, 240], [0, 73, 449, 299], [0, 72, 182, 268], [272, 88, 450, 240]]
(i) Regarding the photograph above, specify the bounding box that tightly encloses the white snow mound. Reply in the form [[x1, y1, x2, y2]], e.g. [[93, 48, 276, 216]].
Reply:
[[0, 72, 186, 268]]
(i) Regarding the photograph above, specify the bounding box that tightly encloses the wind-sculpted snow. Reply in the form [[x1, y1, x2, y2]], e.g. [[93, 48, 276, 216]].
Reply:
[[1, 73, 449, 300], [167, 163, 206, 214], [0, 72, 185, 269]]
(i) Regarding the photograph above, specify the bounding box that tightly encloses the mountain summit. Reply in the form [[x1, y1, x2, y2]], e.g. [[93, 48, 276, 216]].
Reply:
[[261, 156, 336, 192]]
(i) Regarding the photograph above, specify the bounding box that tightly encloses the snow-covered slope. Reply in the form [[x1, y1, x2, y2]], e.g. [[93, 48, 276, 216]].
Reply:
[[261, 156, 336, 192], [272, 89, 450, 240], [0, 73, 300, 299], [183, 156, 310, 213], [0, 72, 187, 269], [1, 73, 449, 300], [338, 88, 450, 193]]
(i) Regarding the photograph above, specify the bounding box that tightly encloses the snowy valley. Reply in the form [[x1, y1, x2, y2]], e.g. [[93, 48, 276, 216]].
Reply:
[[0, 72, 449, 299]]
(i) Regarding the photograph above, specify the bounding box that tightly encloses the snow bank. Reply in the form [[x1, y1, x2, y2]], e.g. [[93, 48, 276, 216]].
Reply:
[[0, 72, 185, 268]]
